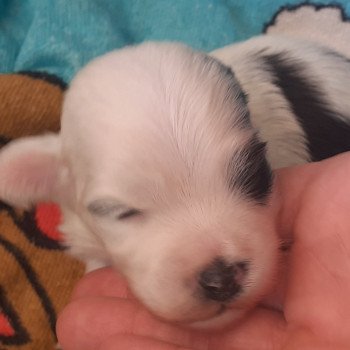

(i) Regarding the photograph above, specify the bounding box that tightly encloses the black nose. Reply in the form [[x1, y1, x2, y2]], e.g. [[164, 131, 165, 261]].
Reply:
[[199, 258, 248, 302]]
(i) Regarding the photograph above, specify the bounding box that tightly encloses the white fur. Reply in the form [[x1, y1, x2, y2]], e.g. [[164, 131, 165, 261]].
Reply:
[[212, 35, 350, 167], [0, 35, 349, 327], [58, 42, 278, 325]]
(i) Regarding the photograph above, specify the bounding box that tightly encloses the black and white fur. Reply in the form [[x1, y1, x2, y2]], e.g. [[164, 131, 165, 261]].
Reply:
[[0, 35, 349, 328], [212, 35, 350, 168]]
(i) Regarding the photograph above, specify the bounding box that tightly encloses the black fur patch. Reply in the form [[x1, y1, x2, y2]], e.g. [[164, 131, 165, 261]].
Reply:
[[203, 54, 251, 128], [228, 136, 273, 204], [214, 62, 249, 104], [263, 53, 350, 161], [216, 62, 250, 126]]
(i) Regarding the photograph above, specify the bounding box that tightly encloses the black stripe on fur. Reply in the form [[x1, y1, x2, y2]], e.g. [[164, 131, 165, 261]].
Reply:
[[263, 53, 350, 161]]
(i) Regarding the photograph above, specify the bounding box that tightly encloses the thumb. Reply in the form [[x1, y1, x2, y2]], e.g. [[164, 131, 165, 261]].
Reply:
[[273, 152, 350, 240], [99, 334, 193, 350]]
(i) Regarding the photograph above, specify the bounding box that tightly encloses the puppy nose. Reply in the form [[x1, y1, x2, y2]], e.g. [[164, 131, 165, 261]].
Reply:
[[199, 258, 248, 302]]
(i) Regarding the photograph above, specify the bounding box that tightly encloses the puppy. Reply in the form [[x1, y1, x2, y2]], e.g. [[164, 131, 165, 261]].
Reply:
[[0, 35, 350, 328]]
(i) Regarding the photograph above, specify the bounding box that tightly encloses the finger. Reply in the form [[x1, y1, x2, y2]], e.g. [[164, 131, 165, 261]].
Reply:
[[210, 308, 287, 350], [276, 152, 350, 343], [56, 296, 205, 350], [275, 152, 350, 238], [57, 297, 139, 350], [283, 328, 350, 350], [57, 296, 289, 350], [70, 267, 133, 300], [273, 161, 320, 239], [99, 334, 194, 350]]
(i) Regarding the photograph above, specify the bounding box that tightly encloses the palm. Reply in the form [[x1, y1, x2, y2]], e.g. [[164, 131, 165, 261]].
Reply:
[[57, 153, 350, 350]]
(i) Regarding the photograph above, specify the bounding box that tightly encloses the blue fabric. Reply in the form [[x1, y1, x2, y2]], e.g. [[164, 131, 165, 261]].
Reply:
[[0, 0, 350, 82]]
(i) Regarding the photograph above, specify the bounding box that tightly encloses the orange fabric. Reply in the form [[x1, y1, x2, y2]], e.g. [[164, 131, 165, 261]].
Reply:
[[0, 73, 84, 350]]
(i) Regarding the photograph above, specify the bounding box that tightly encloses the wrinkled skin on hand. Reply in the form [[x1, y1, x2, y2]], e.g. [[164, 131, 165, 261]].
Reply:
[[57, 153, 350, 350]]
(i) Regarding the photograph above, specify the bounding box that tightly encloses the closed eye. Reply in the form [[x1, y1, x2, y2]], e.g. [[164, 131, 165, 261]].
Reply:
[[87, 198, 141, 221], [118, 208, 141, 220]]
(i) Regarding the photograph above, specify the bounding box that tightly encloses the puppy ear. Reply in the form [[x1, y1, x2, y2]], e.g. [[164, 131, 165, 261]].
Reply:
[[0, 134, 64, 208]]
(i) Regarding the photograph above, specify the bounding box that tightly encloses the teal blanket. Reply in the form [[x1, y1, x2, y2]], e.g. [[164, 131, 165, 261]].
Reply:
[[1, 0, 350, 82]]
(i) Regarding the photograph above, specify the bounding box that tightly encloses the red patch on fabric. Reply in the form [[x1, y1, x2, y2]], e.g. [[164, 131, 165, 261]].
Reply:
[[35, 203, 62, 241], [0, 313, 14, 337]]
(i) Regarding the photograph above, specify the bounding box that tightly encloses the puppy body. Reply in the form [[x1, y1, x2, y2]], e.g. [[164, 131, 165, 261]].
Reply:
[[0, 35, 350, 327], [212, 35, 350, 168]]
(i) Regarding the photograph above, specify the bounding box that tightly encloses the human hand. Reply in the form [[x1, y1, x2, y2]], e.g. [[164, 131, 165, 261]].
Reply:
[[56, 153, 350, 350]]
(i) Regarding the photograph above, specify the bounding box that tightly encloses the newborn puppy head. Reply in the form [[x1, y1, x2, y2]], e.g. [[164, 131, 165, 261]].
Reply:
[[0, 42, 278, 328]]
